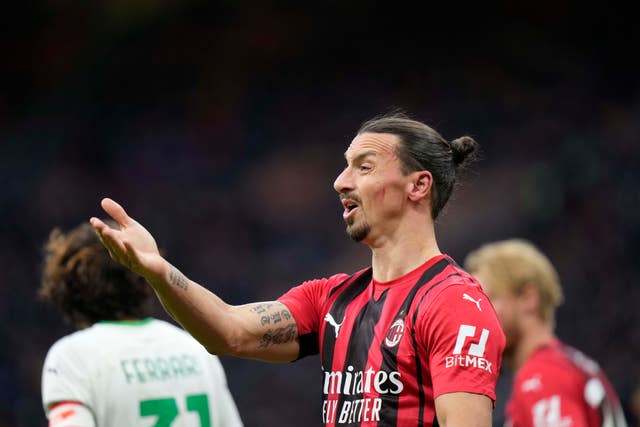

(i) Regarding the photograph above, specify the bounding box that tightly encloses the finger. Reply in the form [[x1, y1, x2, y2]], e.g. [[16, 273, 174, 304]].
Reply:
[[90, 218, 129, 266], [94, 228, 122, 263], [90, 217, 118, 245], [89, 217, 109, 232], [90, 218, 110, 246], [123, 240, 143, 268], [99, 225, 129, 259], [94, 227, 115, 254], [101, 198, 133, 227], [101, 225, 126, 249]]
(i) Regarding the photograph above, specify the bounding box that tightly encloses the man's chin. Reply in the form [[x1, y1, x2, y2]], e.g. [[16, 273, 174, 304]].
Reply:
[[346, 223, 370, 242]]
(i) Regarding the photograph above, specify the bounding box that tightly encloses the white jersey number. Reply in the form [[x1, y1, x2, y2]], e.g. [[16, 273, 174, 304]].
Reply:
[[531, 395, 572, 427]]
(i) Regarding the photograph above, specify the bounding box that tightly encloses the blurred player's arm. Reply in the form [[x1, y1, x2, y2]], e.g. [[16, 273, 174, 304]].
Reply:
[[42, 341, 96, 427], [90, 198, 299, 363], [435, 392, 493, 427], [47, 401, 96, 427]]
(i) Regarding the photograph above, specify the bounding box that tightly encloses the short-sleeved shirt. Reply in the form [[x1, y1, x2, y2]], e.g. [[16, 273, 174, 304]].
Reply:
[[42, 318, 243, 427], [506, 339, 627, 427], [279, 254, 505, 426]]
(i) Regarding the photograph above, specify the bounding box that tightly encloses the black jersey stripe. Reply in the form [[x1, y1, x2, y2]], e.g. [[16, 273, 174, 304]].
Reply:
[[377, 258, 451, 426], [410, 272, 464, 426], [409, 272, 466, 328], [321, 268, 373, 370], [444, 255, 462, 269], [297, 332, 319, 359], [328, 269, 370, 298], [335, 289, 389, 426]]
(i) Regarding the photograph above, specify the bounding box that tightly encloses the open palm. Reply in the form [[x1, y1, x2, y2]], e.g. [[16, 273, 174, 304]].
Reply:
[[90, 198, 166, 280]]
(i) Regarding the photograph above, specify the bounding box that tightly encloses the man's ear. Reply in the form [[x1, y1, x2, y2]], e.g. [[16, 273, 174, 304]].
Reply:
[[408, 171, 433, 202]]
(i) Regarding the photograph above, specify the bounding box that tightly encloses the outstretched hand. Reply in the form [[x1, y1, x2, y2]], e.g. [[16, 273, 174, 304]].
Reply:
[[90, 198, 166, 281]]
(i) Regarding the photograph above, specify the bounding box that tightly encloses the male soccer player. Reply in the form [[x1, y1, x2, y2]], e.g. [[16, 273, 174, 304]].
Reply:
[[465, 239, 627, 427], [91, 113, 505, 426], [39, 222, 243, 427]]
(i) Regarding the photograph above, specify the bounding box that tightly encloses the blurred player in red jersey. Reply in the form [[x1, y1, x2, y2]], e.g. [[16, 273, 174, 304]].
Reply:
[[91, 113, 505, 427], [465, 239, 627, 427]]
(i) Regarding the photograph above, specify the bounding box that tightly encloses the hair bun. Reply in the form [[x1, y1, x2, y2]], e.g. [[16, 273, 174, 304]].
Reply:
[[450, 136, 478, 167]]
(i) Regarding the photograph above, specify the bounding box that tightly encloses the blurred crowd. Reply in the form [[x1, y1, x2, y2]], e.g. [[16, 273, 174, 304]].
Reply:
[[1, 2, 638, 426]]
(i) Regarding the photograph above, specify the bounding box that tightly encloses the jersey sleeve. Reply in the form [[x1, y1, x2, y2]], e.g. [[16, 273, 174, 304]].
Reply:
[[277, 274, 349, 358], [419, 282, 505, 402], [278, 274, 349, 336], [208, 356, 244, 427], [41, 339, 94, 414], [508, 369, 590, 427]]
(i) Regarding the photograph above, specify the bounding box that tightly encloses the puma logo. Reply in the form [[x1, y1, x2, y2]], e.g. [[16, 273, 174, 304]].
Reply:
[[462, 293, 482, 311], [324, 313, 345, 338]]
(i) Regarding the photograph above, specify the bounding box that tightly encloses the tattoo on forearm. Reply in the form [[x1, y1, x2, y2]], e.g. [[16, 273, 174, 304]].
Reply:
[[168, 267, 189, 290], [259, 324, 297, 348]]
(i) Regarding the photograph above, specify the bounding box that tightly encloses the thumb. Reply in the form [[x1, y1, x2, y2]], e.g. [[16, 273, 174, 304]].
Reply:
[[101, 198, 133, 227]]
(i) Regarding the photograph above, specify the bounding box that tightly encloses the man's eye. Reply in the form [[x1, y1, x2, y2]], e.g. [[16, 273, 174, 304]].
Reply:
[[359, 165, 371, 171]]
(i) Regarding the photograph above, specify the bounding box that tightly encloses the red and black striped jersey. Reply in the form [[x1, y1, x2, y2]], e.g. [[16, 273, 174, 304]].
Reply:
[[506, 339, 627, 427], [279, 254, 505, 426]]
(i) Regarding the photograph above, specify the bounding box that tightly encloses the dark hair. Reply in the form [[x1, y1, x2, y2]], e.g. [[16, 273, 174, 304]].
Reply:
[[358, 113, 478, 218], [39, 222, 150, 328]]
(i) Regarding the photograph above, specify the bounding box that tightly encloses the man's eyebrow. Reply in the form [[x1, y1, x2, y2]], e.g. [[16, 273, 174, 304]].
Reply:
[[344, 150, 378, 163]]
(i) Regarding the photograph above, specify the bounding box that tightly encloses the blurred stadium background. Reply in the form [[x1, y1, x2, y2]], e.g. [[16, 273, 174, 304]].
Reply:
[[1, 2, 638, 426]]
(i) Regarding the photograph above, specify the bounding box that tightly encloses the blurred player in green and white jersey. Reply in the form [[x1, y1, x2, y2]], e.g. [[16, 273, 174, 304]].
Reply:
[[39, 222, 243, 427]]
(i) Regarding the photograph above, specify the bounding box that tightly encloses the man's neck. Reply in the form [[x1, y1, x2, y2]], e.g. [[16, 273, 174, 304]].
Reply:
[[368, 223, 441, 282], [511, 322, 556, 370]]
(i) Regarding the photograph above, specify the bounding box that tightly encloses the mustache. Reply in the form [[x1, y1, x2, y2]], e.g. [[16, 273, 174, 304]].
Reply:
[[339, 193, 362, 204]]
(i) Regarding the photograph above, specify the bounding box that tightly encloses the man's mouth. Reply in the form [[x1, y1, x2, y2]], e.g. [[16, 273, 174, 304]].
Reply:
[[341, 199, 360, 219]]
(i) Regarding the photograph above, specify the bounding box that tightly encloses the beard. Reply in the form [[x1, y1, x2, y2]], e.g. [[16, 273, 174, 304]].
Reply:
[[346, 219, 371, 242], [340, 193, 369, 241]]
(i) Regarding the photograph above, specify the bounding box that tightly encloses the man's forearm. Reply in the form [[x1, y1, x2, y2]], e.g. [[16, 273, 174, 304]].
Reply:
[[146, 262, 238, 355], [142, 260, 300, 362]]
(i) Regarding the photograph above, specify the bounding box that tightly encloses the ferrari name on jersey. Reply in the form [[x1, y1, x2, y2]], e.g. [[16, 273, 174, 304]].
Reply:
[[444, 324, 493, 373], [120, 353, 202, 384], [322, 365, 404, 424]]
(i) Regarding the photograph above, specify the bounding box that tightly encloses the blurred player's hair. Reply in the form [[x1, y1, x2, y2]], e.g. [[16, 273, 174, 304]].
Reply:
[[39, 221, 150, 328], [358, 112, 478, 219], [464, 239, 564, 327]]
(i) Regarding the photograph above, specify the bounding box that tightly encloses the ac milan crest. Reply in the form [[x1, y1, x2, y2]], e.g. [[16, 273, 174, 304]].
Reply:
[[385, 318, 405, 347]]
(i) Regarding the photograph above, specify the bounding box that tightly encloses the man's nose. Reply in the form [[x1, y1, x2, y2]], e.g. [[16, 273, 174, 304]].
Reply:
[[333, 167, 354, 194]]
